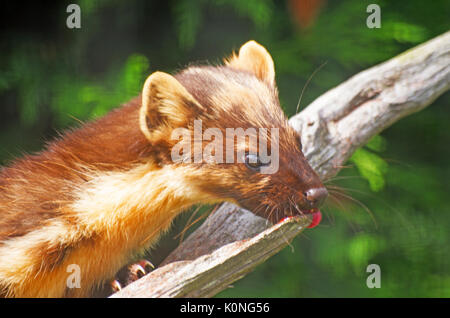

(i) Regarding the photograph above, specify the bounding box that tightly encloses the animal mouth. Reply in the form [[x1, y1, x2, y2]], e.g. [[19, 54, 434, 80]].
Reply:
[[303, 208, 322, 228], [294, 208, 322, 229]]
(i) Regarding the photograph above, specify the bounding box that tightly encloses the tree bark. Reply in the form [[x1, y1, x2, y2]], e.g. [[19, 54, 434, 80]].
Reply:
[[111, 31, 450, 298]]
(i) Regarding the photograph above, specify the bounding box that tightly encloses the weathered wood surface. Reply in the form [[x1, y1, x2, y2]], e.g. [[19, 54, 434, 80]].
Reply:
[[111, 31, 450, 298]]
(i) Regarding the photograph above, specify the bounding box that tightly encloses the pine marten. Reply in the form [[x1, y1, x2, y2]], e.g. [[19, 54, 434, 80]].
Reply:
[[0, 41, 327, 297]]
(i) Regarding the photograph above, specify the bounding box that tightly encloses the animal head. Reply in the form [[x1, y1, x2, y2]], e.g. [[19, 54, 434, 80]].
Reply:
[[139, 40, 327, 223]]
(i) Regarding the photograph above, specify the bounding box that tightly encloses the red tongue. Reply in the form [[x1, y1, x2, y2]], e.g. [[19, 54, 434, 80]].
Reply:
[[307, 210, 322, 228]]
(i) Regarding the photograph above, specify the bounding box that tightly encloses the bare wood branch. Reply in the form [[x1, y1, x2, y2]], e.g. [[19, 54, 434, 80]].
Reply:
[[111, 31, 450, 298], [111, 210, 309, 298], [290, 30, 450, 180]]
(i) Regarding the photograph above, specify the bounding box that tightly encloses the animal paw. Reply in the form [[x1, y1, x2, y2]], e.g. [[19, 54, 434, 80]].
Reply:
[[124, 259, 155, 284], [110, 259, 154, 292]]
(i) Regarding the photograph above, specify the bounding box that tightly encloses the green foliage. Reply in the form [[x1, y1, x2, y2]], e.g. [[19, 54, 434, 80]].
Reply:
[[52, 54, 149, 125], [347, 233, 386, 274], [350, 137, 388, 192], [172, 0, 203, 50], [172, 0, 273, 50], [0, 0, 449, 297], [213, 0, 273, 29]]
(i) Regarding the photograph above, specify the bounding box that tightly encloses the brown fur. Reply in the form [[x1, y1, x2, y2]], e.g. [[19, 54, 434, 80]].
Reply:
[[0, 41, 325, 297]]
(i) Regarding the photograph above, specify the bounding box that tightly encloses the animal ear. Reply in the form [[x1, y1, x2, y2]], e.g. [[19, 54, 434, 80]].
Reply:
[[139, 71, 203, 142], [225, 40, 275, 85]]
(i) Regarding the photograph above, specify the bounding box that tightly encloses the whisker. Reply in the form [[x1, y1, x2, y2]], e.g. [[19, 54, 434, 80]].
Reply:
[[275, 208, 280, 224], [327, 193, 360, 232], [267, 204, 279, 224], [324, 175, 364, 184], [296, 61, 328, 114], [327, 193, 347, 212], [321, 201, 335, 226], [328, 189, 378, 229], [176, 204, 218, 244], [330, 185, 414, 231], [174, 205, 202, 243], [326, 185, 372, 197]]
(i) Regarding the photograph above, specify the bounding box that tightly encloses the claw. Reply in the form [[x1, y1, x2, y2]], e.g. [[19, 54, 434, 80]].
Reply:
[[128, 259, 154, 280], [109, 258, 155, 294], [137, 259, 155, 272], [129, 264, 146, 279], [111, 279, 122, 292]]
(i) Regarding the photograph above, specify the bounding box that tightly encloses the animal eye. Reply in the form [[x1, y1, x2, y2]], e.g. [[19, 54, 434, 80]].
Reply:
[[244, 153, 270, 171]]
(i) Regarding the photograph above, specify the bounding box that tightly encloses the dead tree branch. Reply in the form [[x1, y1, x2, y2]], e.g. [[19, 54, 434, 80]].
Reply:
[[111, 31, 450, 298]]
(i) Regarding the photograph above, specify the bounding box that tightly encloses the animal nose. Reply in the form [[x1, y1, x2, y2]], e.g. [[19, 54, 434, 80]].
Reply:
[[304, 187, 328, 209]]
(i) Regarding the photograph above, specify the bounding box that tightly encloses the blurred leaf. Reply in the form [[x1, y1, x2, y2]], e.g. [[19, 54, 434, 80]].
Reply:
[[382, 21, 429, 44], [350, 148, 388, 192], [347, 234, 385, 274], [172, 0, 203, 50], [52, 54, 149, 125], [213, 0, 273, 29], [117, 54, 150, 98], [366, 135, 387, 152]]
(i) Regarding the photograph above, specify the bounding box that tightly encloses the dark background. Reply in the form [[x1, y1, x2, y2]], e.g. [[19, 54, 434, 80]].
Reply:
[[0, 0, 449, 297]]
